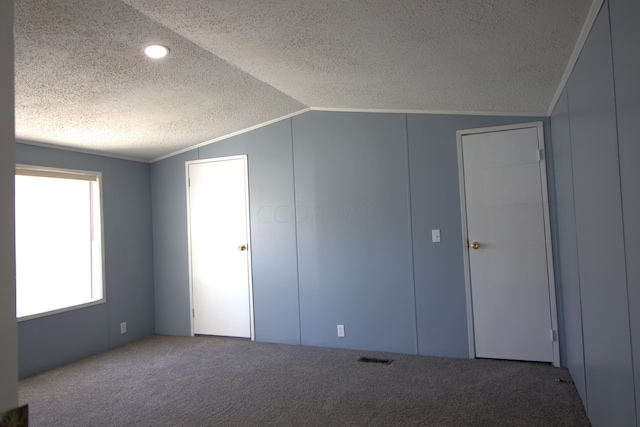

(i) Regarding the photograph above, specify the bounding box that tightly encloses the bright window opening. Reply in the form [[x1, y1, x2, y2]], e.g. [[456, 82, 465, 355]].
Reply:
[[15, 166, 105, 320]]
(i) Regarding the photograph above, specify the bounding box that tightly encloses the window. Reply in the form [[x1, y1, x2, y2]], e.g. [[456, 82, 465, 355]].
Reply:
[[15, 166, 104, 320]]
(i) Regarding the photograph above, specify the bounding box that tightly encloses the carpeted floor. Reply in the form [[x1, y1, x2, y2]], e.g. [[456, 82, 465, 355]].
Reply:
[[19, 335, 590, 426]]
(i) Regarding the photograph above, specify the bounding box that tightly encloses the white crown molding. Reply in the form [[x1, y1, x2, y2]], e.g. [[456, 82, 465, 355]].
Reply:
[[309, 107, 546, 117], [151, 108, 311, 163], [15, 138, 148, 163]]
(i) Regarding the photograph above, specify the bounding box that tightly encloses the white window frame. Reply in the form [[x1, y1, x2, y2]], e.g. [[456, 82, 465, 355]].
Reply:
[[15, 165, 106, 321]]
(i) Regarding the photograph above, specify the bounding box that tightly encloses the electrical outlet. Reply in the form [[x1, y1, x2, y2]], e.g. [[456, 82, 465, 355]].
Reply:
[[432, 229, 441, 242], [337, 324, 345, 337], [120, 322, 127, 334]]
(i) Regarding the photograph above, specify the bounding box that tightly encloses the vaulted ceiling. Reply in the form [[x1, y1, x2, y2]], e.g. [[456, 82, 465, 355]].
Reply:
[[14, 0, 596, 161]]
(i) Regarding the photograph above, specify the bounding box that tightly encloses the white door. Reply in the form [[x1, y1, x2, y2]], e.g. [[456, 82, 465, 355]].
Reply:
[[458, 123, 558, 365], [187, 156, 253, 339]]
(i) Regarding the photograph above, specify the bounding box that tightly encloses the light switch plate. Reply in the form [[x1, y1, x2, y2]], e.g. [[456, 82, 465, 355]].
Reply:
[[432, 229, 441, 242]]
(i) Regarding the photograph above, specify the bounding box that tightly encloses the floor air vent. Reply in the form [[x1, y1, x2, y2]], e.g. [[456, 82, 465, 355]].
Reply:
[[358, 356, 393, 365]]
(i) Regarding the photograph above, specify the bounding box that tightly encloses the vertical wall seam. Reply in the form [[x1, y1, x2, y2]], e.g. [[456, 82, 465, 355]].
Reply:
[[404, 114, 419, 355], [289, 117, 303, 346], [565, 84, 590, 413], [606, 1, 638, 423]]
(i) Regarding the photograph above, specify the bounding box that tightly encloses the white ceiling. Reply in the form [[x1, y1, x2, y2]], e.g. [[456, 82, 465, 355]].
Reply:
[[14, 0, 597, 162]]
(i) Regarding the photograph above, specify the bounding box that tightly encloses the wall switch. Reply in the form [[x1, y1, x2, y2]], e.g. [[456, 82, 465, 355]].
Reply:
[[432, 229, 441, 242], [337, 324, 345, 337], [120, 322, 127, 334]]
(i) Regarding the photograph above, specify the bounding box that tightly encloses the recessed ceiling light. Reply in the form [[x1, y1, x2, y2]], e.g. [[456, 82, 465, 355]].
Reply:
[[144, 45, 169, 59]]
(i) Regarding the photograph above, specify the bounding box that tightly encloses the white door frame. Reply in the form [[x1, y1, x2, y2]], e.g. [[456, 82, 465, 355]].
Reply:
[[185, 155, 255, 341], [456, 122, 560, 367]]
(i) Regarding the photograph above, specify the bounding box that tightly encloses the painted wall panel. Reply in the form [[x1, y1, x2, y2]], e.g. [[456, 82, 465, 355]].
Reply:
[[16, 143, 155, 378], [151, 150, 198, 336], [18, 305, 109, 378], [292, 111, 417, 354], [565, 4, 635, 424], [609, 0, 640, 421], [197, 120, 300, 345], [549, 89, 587, 403], [0, 0, 17, 412], [407, 114, 545, 358], [101, 157, 155, 346]]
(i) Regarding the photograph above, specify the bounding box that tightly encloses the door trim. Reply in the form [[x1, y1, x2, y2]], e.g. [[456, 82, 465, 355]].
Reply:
[[456, 122, 559, 367], [185, 155, 255, 341]]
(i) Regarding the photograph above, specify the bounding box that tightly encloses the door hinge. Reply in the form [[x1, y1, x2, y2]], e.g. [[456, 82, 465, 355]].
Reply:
[[550, 329, 556, 342], [188, 177, 191, 187], [537, 148, 544, 161], [192, 308, 195, 318]]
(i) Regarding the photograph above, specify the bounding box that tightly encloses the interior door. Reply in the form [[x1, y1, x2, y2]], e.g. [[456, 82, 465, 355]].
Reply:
[[187, 156, 253, 338], [459, 124, 556, 364]]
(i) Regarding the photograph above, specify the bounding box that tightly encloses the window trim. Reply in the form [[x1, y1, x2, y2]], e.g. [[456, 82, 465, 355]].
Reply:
[[15, 164, 107, 322]]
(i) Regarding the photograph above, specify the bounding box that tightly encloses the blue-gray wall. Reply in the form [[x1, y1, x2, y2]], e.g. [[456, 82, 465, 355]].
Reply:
[[550, 0, 640, 425], [408, 114, 549, 357], [151, 150, 197, 336], [293, 112, 416, 353], [151, 111, 545, 358], [609, 0, 640, 422], [16, 143, 155, 379], [152, 120, 300, 345], [0, 0, 17, 412]]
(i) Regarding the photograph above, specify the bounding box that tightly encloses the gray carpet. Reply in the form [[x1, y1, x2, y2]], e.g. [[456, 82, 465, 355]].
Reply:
[[19, 335, 590, 426]]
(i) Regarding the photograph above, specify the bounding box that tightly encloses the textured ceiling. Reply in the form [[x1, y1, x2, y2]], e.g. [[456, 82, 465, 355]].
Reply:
[[14, 0, 596, 161]]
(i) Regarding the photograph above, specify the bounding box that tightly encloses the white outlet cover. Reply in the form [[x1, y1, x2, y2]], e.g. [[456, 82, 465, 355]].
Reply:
[[432, 229, 441, 242]]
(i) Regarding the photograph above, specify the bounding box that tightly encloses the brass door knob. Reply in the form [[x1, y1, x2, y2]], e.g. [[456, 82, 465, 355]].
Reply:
[[470, 241, 480, 250], [238, 244, 247, 251]]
